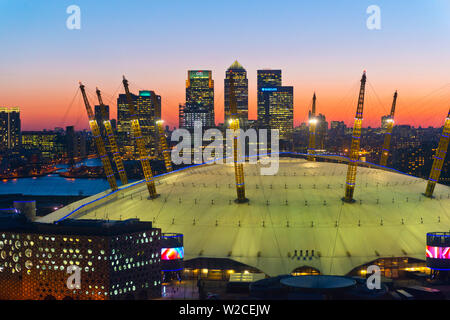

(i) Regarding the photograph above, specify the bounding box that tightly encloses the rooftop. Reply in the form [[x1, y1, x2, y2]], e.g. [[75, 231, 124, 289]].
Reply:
[[39, 158, 450, 276], [228, 60, 245, 70], [0, 213, 155, 236]]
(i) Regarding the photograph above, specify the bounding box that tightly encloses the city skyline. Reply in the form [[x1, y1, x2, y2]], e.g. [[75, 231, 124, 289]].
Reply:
[[1, 1, 450, 130]]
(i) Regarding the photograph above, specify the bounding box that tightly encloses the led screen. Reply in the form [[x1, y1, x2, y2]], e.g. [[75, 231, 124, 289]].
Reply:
[[161, 247, 184, 260], [426, 246, 450, 259]]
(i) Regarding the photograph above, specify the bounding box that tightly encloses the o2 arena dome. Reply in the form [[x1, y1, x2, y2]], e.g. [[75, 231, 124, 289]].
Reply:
[[40, 158, 450, 276]]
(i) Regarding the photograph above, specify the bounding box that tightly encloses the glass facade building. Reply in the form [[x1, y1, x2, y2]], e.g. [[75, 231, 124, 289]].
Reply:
[[22, 131, 65, 160], [184, 70, 215, 130], [224, 61, 248, 127], [0, 107, 21, 152], [257, 70, 282, 128], [259, 86, 294, 140], [117, 91, 161, 159]]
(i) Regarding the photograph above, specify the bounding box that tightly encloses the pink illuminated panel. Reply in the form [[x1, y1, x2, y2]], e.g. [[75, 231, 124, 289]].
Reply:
[[161, 247, 184, 260], [426, 246, 450, 259]]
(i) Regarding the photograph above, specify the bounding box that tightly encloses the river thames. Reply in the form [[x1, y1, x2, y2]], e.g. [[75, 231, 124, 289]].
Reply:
[[0, 159, 133, 196]]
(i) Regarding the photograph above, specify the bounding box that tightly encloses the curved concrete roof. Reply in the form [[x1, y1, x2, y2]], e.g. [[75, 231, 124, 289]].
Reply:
[[39, 158, 450, 276]]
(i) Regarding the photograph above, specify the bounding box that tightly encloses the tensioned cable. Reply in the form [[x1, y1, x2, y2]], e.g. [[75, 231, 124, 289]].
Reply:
[[59, 86, 80, 127]]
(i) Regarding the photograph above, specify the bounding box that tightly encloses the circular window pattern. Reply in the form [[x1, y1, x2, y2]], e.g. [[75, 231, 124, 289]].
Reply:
[[15, 263, 21, 272], [0, 251, 5, 259], [15, 241, 21, 249], [0, 241, 3, 250], [25, 249, 32, 258], [25, 260, 33, 269], [12, 253, 19, 262]]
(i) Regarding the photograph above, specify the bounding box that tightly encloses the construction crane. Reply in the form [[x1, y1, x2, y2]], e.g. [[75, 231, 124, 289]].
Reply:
[[379, 91, 398, 167], [122, 76, 158, 199], [307, 93, 317, 161], [228, 75, 247, 203], [343, 71, 367, 203], [95, 87, 128, 186], [425, 107, 450, 198], [156, 120, 172, 172], [79, 83, 118, 191]]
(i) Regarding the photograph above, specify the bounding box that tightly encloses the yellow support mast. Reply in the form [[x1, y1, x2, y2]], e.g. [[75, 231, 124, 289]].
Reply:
[[343, 71, 367, 203], [79, 83, 118, 191], [379, 91, 398, 167], [307, 92, 317, 161], [228, 75, 248, 203], [425, 107, 450, 198], [122, 76, 158, 199], [156, 120, 172, 172], [95, 87, 128, 186]]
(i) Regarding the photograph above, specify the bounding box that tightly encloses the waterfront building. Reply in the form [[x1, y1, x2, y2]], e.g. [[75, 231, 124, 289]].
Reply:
[[65, 126, 87, 162], [21, 131, 65, 160]]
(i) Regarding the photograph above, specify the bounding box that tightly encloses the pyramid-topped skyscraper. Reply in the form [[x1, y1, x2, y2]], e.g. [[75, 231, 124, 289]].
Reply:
[[224, 60, 249, 126]]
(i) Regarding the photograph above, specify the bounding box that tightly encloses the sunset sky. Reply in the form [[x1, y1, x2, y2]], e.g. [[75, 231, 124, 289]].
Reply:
[[1, 0, 450, 130]]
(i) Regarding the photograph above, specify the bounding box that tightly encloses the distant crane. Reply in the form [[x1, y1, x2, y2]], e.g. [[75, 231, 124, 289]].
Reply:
[[122, 76, 158, 199], [307, 93, 317, 161], [343, 71, 367, 203], [95, 87, 128, 185], [229, 75, 247, 203], [79, 82, 118, 191], [379, 91, 398, 167], [425, 107, 450, 198]]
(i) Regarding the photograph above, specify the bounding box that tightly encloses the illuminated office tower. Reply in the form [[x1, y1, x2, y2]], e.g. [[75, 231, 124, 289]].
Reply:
[[258, 86, 294, 140], [178, 104, 186, 128], [95, 103, 110, 136], [257, 70, 282, 127], [117, 93, 138, 157], [22, 131, 65, 160], [0, 107, 21, 152], [224, 61, 248, 127], [185, 70, 215, 130], [136, 90, 161, 158], [117, 90, 160, 158]]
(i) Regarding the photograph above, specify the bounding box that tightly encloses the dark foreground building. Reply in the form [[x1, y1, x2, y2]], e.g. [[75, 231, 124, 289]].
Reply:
[[0, 213, 162, 300]]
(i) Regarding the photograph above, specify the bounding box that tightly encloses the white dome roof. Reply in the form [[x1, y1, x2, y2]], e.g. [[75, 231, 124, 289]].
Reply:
[[40, 158, 450, 276]]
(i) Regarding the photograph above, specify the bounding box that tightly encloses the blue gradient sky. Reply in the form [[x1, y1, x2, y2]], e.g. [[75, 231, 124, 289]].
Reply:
[[0, 0, 450, 130]]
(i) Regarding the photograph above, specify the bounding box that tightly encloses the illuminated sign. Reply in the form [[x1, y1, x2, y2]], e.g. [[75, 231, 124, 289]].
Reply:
[[139, 91, 151, 97], [189, 71, 210, 79], [161, 247, 184, 260], [261, 87, 278, 92], [426, 246, 450, 259]]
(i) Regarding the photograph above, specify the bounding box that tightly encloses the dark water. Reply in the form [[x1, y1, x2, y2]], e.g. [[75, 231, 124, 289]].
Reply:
[[0, 159, 126, 196]]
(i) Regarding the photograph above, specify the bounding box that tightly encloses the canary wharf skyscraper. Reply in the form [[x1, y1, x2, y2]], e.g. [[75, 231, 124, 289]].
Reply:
[[259, 86, 294, 139], [224, 61, 248, 126], [185, 70, 215, 130], [117, 91, 161, 158], [257, 69, 282, 127]]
